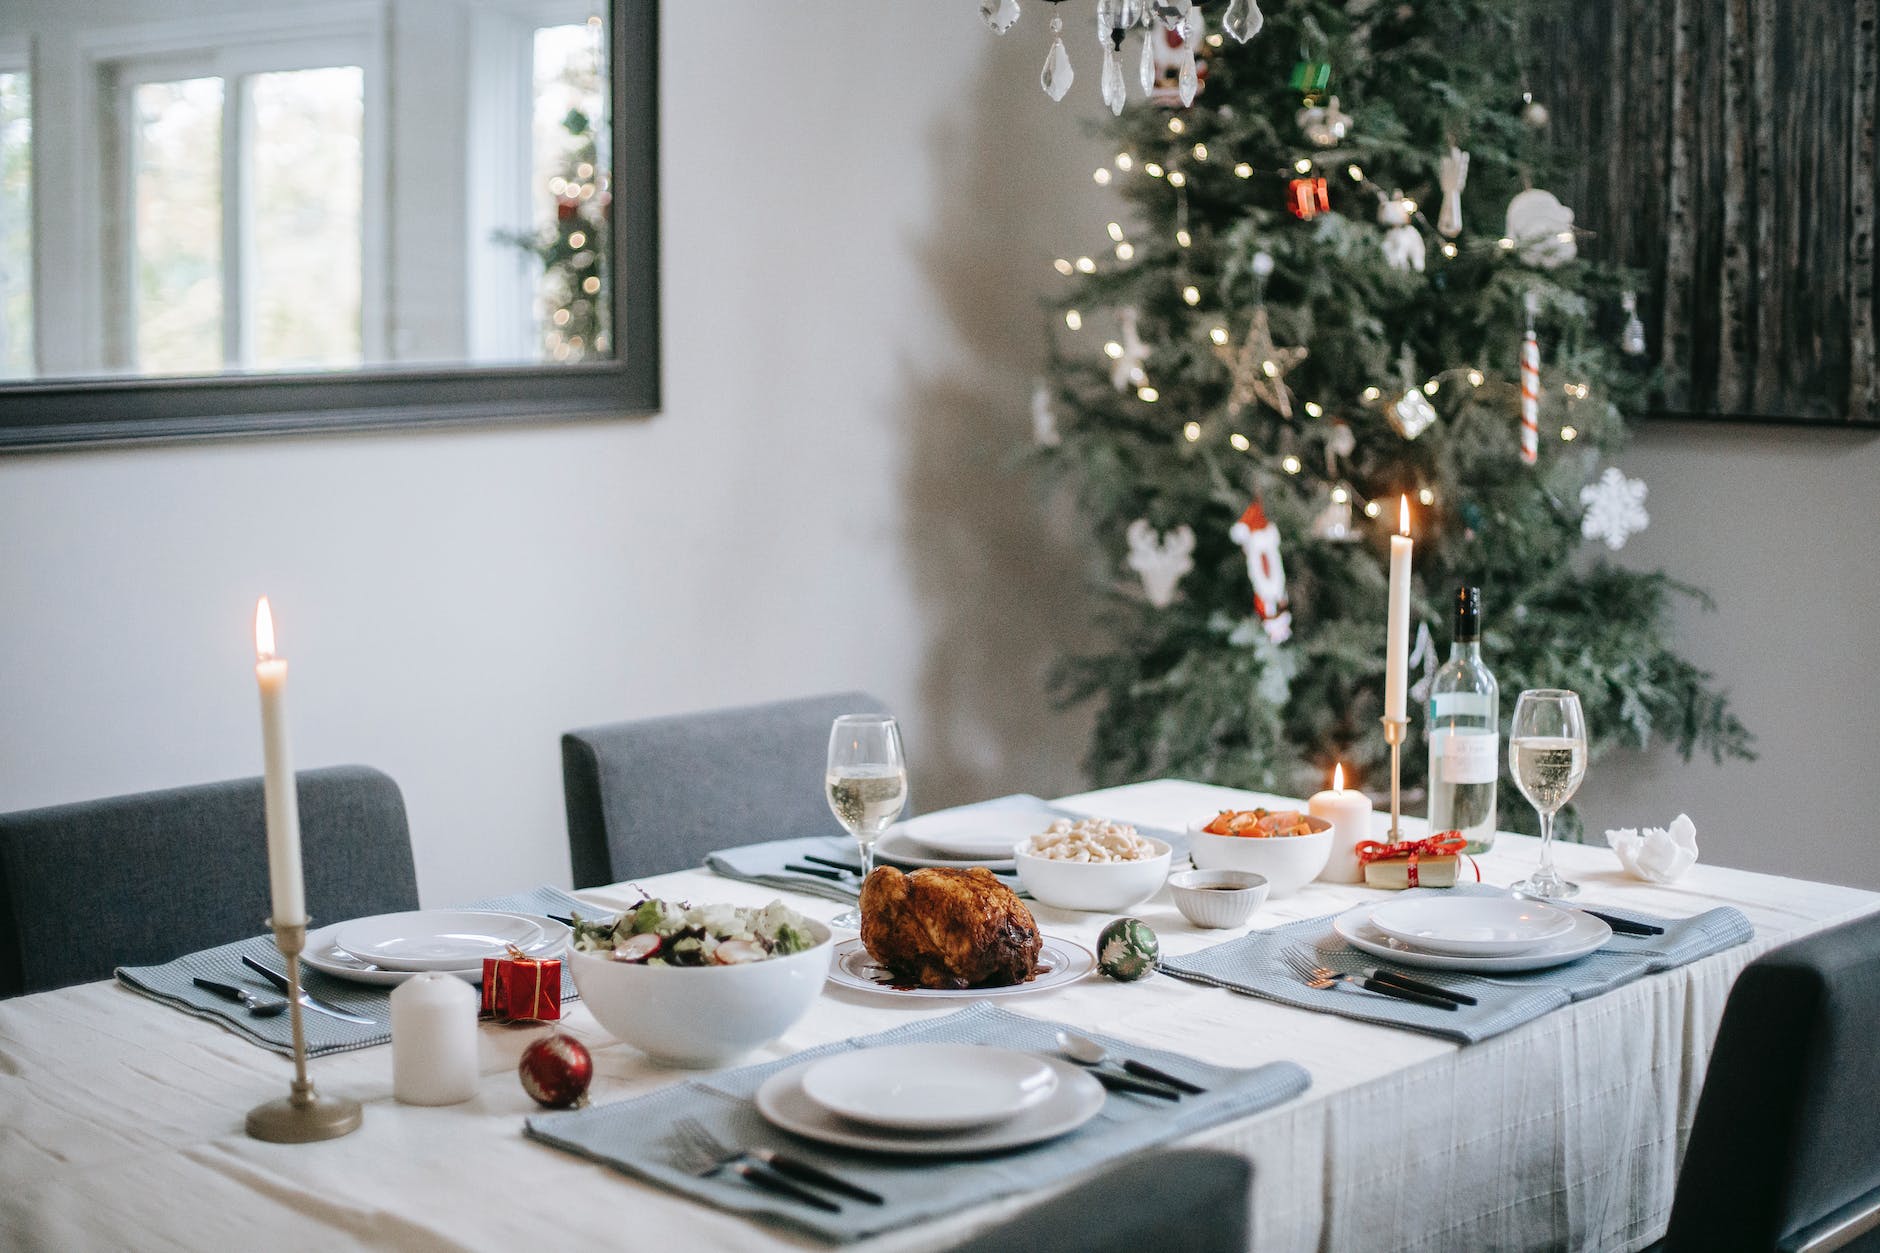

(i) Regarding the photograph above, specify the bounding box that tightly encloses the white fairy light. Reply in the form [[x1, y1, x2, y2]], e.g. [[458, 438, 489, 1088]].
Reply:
[[1229, 432, 1251, 451], [1234, 162, 1254, 178], [1347, 164, 1364, 181], [1418, 487, 1435, 505], [1192, 143, 1209, 161], [1498, 237, 1515, 250], [1104, 340, 1124, 358], [1094, 168, 1113, 185], [1182, 285, 1201, 305], [1168, 117, 1186, 134], [1117, 152, 1134, 170], [1304, 401, 1324, 418], [1423, 379, 1440, 395], [1441, 242, 1458, 258], [1261, 359, 1279, 377], [1176, 229, 1192, 248], [1107, 222, 1126, 241], [1293, 158, 1313, 174], [1183, 421, 1202, 441], [1331, 486, 1349, 503], [1076, 256, 1097, 273], [1168, 171, 1187, 187], [1364, 500, 1382, 518], [1362, 386, 1382, 402], [1281, 455, 1302, 474], [1054, 258, 1075, 275], [1138, 385, 1159, 402], [1468, 369, 1485, 386], [1145, 162, 1166, 178], [1561, 426, 1579, 441], [1209, 326, 1229, 345], [1115, 242, 1135, 260], [1065, 309, 1083, 329]]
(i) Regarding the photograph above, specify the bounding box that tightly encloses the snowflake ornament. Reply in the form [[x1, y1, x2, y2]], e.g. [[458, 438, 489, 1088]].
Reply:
[[1580, 467, 1649, 550]]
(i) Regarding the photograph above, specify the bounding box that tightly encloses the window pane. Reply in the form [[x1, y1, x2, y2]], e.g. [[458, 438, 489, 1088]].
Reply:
[[0, 71, 30, 380], [249, 66, 362, 371], [134, 77, 222, 375], [532, 20, 608, 363]]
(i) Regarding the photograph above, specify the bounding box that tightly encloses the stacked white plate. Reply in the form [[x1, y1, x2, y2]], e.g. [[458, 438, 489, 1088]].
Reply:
[[755, 1043, 1105, 1154], [1332, 894, 1612, 972], [304, 910, 572, 986]]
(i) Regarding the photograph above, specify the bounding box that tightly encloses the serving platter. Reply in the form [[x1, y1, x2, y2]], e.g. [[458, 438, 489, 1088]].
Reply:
[[824, 936, 1095, 999], [755, 1054, 1104, 1155]]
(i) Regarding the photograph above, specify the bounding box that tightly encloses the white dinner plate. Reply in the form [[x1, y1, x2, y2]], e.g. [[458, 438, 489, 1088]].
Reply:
[[308, 916, 569, 985], [1332, 902, 1612, 972], [825, 936, 1095, 999], [798, 1044, 1059, 1132], [874, 828, 1017, 872], [335, 910, 546, 971], [891, 806, 1079, 861], [756, 1054, 1104, 1156], [1368, 895, 1576, 957]]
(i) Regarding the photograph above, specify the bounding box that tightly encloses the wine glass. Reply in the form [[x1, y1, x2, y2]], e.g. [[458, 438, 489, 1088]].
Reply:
[[825, 713, 907, 929], [1508, 689, 1588, 899]]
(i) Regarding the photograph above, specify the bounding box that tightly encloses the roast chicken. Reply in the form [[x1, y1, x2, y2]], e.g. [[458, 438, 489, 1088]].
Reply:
[[858, 866, 1043, 989]]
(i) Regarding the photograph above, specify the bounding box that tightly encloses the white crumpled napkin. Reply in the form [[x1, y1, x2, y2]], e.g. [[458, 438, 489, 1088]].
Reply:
[[1606, 814, 1699, 884]]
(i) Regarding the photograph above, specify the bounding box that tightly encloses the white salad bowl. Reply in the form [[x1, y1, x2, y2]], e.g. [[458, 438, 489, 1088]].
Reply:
[[1013, 837, 1172, 912], [566, 921, 834, 1068], [1185, 819, 1332, 898]]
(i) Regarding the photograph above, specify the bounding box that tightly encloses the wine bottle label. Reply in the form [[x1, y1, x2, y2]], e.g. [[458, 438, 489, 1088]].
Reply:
[[1437, 728, 1499, 784], [1430, 691, 1495, 719]]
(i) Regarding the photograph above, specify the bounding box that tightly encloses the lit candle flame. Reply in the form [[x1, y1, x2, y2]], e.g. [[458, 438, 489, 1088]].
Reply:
[[1333, 762, 1346, 792], [1398, 494, 1411, 536], [254, 597, 276, 661]]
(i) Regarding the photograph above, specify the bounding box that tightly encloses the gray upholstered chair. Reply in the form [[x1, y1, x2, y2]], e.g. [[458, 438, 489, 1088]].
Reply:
[[561, 691, 894, 887], [0, 765, 418, 998], [945, 1148, 1252, 1253], [1654, 910, 1880, 1253]]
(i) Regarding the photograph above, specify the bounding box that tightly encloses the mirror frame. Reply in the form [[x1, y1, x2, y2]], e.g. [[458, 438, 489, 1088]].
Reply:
[[0, 0, 659, 452]]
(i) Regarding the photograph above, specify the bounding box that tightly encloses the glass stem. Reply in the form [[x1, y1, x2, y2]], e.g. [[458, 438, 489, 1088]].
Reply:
[[857, 835, 876, 882], [1536, 809, 1556, 881]]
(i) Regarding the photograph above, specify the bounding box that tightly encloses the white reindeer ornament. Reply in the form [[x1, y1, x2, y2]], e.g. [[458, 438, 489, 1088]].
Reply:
[[1125, 519, 1195, 608]]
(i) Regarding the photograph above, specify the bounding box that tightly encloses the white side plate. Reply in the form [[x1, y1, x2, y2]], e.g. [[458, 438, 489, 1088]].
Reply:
[[1333, 903, 1611, 972], [799, 1043, 1059, 1132], [1368, 895, 1576, 957], [756, 1054, 1104, 1155], [306, 916, 569, 985], [335, 910, 546, 972]]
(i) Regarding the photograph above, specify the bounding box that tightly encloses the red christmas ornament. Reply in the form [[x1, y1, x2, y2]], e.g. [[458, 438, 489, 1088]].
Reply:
[[1287, 177, 1330, 220], [518, 1033, 593, 1109]]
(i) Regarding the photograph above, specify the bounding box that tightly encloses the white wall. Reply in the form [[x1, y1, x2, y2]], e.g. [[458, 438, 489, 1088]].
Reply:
[[4, 1, 1876, 904], [0, 3, 1112, 904], [1577, 422, 1880, 889]]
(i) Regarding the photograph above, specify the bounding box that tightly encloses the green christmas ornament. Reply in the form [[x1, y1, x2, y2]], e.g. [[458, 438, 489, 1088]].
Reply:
[[1097, 917, 1161, 981], [1289, 60, 1332, 99]]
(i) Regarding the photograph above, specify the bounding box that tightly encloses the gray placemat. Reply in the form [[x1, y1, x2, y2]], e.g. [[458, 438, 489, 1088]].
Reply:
[[526, 1002, 1309, 1244], [114, 885, 590, 1056], [1161, 884, 1754, 1044], [706, 836, 868, 903]]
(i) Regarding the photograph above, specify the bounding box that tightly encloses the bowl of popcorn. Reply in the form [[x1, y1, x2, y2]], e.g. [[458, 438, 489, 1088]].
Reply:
[[1013, 817, 1172, 912], [1185, 809, 1332, 898]]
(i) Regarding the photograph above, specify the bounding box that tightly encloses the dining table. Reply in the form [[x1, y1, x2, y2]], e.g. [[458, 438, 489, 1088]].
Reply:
[[2, 777, 1874, 1252]]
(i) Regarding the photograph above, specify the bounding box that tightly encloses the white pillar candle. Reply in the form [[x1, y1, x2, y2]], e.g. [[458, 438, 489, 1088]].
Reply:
[[253, 597, 306, 927], [1310, 763, 1376, 884], [391, 973, 481, 1106], [1384, 497, 1413, 723]]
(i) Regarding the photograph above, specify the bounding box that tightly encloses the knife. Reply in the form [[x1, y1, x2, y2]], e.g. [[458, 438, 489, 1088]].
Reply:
[[240, 955, 377, 1025], [1087, 1068, 1183, 1100], [1367, 968, 1479, 1007], [1579, 909, 1665, 936]]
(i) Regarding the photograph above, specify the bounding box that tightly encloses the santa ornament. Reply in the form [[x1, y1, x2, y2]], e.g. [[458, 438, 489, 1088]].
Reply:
[[1228, 500, 1291, 643]]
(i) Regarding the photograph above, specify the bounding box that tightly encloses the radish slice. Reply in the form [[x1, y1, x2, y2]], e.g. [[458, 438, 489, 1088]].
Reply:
[[712, 939, 765, 965], [611, 933, 663, 962]]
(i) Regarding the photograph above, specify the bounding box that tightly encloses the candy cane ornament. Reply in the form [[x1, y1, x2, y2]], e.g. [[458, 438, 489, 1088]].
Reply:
[[1519, 295, 1540, 465]]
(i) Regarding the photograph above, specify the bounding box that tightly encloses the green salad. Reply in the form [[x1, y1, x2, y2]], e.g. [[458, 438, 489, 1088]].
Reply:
[[570, 897, 819, 966]]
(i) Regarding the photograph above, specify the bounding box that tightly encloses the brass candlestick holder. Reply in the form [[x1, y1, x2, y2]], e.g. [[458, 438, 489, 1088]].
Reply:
[[246, 919, 363, 1144], [1381, 716, 1408, 840]]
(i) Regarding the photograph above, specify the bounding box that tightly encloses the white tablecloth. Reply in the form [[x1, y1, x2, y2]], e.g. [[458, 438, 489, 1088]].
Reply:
[[2, 779, 1873, 1252]]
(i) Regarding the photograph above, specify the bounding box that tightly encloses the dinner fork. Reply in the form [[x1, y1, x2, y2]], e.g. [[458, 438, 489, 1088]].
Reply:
[[1280, 949, 1458, 1011], [668, 1118, 862, 1211]]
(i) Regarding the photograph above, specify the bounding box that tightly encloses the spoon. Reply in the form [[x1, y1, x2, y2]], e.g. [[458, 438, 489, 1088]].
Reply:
[[192, 976, 289, 1018], [1055, 1030, 1207, 1095]]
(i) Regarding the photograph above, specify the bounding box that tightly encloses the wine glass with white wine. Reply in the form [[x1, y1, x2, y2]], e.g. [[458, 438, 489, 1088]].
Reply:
[[825, 713, 908, 929], [1508, 689, 1588, 899]]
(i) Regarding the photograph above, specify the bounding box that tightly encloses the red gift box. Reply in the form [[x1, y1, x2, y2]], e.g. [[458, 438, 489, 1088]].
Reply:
[[481, 946, 561, 1022]]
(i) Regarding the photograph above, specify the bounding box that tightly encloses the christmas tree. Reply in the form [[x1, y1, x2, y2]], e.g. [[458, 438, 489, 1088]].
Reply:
[[1038, 0, 1750, 834]]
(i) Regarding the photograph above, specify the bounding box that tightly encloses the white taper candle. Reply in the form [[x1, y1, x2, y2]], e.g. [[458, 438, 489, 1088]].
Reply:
[[1385, 496, 1413, 722], [254, 597, 307, 927]]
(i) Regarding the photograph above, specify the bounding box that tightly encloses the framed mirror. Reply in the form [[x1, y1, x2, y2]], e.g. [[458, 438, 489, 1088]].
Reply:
[[0, 0, 657, 450]]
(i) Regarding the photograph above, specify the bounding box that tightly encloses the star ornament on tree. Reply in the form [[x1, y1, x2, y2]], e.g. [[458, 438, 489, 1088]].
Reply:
[[1213, 308, 1308, 418]]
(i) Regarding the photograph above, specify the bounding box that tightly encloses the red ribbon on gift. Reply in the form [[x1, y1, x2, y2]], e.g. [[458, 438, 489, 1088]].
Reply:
[[1355, 832, 1469, 888]]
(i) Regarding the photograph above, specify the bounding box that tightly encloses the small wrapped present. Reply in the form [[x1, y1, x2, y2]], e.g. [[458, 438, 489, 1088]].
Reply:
[[481, 945, 561, 1022], [1356, 833, 1479, 890]]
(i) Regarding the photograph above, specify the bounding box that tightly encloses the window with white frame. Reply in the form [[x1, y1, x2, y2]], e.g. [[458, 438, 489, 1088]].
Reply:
[[0, 50, 31, 381], [101, 30, 379, 376]]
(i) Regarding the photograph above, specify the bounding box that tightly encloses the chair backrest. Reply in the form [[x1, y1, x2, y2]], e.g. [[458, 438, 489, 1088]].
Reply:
[[561, 691, 893, 887], [1662, 909, 1880, 1253], [945, 1148, 1252, 1253], [0, 765, 418, 997]]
